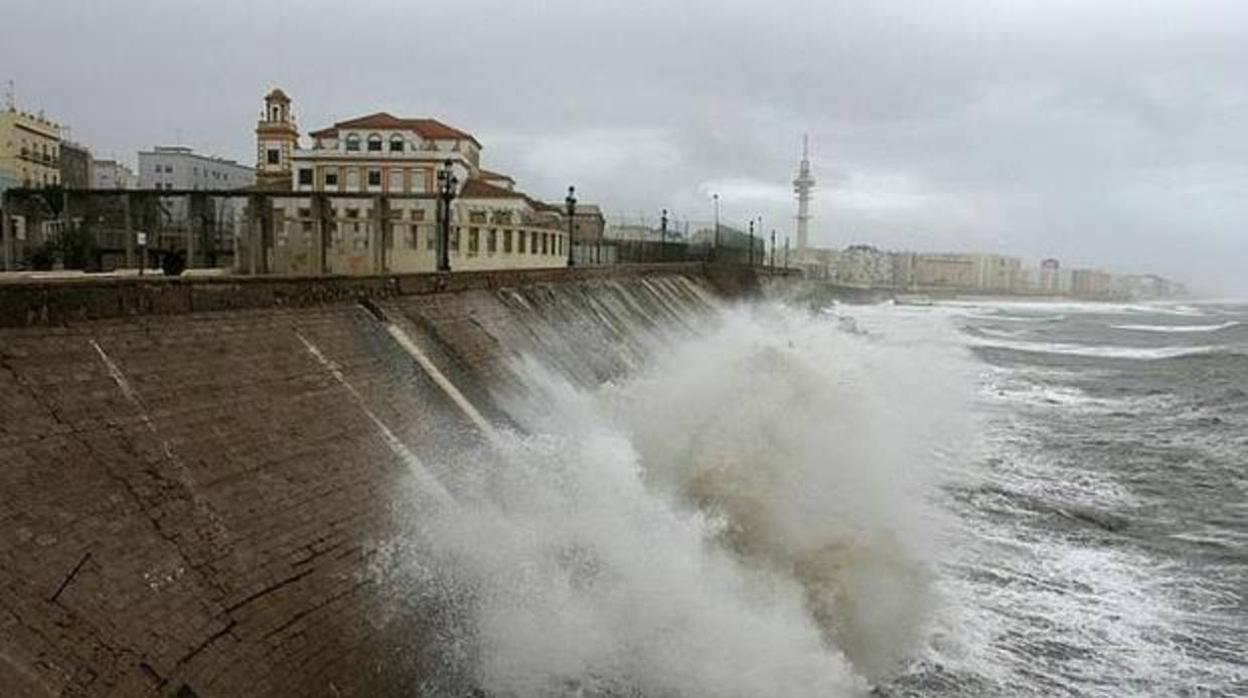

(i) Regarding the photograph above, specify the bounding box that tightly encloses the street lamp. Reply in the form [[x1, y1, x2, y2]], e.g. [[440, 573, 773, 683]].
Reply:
[[565, 185, 576, 267], [660, 208, 668, 261], [770, 229, 776, 269], [748, 220, 755, 266], [436, 159, 457, 272], [712, 193, 720, 257]]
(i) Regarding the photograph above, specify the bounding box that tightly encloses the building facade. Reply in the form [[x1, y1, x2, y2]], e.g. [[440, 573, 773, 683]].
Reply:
[[1039, 258, 1060, 293], [838, 244, 893, 287], [1070, 269, 1113, 298], [252, 88, 571, 275], [0, 108, 61, 190], [138, 146, 254, 191], [92, 159, 138, 189], [973, 254, 1022, 292], [59, 140, 93, 189]]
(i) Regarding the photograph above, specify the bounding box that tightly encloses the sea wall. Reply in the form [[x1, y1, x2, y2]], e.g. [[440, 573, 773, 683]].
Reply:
[[0, 264, 775, 697]]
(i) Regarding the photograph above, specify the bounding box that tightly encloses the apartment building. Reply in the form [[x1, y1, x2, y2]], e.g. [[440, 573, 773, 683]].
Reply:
[[0, 108, 61, 190]]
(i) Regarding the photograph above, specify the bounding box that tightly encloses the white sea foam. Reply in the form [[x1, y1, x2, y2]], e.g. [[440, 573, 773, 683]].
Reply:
[[376, 303, 976, 696], [970, 337, 1222, 360], [1111, 321, 1240, 333]]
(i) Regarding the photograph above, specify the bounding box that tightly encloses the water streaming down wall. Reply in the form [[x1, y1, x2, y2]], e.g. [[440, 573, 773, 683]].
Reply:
[[371, 280, 974, 696]]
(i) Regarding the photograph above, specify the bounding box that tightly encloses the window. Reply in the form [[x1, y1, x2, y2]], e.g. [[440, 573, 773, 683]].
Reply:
[[389, 136, 404, 152], [298, 169, 313, 186], [426, 227, 435, 250], [346, 208, 360, 219], [518, 230, 526, 254], [345, 169, 359, 190], [324, 169, 339, 186], [367, 169, 382, 187], [388, 170, 404, 192], [412, 209, 425, 222], [488, 229, 497, 254], [504, 230, 513, 253], [298, 207, 311, 218], [468, 228, 479, 255], [451, 228, 460, 252], [469, 211, 487, 224], [405, 226, 418, 249], [267, 149, 280, 165], [367, 134, 383, 152], [345, 134, 361, 152]]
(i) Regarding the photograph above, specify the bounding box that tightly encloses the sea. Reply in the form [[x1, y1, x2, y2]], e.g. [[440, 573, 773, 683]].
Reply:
[[877, 298, 1248, 697], [386, 286, 1247, 697]]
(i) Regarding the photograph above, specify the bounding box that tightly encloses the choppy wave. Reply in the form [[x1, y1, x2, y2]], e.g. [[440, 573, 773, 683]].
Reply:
[[1111, 321, 1240, 333], [971, 337, 1225, 360], [964, 313, 1067, 324]]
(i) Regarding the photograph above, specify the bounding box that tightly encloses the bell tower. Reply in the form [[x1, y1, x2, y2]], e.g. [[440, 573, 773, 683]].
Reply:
[[255, 88, 298, 188]]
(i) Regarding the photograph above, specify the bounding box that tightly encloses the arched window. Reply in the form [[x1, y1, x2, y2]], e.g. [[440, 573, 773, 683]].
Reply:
[[389, 135, 404, 153], [345, 133, 361, 152], [367, 133, 383, 152]]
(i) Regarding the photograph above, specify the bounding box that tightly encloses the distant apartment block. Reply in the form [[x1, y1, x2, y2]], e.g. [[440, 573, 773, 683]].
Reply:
[[92, 159, 138, 189], [1039, 258, 1061, 293], [1070, 268, 1114, 298], [138, 146, 254, 191]]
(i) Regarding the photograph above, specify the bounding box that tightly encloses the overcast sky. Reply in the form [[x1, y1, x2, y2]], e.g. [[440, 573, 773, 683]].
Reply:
[[4, 0, 1246, 292]]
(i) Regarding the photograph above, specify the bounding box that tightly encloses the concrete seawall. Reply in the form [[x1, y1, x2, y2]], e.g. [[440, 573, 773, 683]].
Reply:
[[0, 264, 775, 697]]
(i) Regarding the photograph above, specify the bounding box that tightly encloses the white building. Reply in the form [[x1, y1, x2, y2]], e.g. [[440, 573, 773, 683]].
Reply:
[[138, 146, 254, 191]]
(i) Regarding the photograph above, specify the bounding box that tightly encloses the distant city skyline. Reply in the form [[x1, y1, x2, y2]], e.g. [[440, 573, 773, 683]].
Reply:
[[4, 0, 1246, 293]]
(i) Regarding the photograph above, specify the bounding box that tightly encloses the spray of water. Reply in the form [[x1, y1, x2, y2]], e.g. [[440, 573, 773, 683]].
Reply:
[[381, 300, 976, 696]]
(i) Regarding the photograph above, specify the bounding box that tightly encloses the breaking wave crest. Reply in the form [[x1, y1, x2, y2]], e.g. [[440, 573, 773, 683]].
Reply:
[[971, 337, 1225, 360], [1111, 321, 1241, 333]]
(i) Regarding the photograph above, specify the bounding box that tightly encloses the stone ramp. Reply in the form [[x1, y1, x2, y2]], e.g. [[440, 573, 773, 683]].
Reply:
[[0, 306, 477, 696]]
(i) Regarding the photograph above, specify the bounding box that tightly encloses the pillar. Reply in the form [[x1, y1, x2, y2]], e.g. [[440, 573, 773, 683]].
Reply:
[[373, 195, 390, 274], [1, 195, 11, 272], [123, 193, 134, 269]]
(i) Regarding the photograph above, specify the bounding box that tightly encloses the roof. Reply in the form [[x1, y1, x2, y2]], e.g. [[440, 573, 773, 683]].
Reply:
[[478, 168, 515, 182], [459, 178, 527, 200], [308, 112, 480, 147], [266, 88, 291, 103]]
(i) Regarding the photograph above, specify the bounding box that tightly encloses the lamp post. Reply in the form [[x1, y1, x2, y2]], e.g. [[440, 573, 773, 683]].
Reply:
[[436, 159, 457, 272], [712, 193, 720, 258], [565, 185, 576, 267], [660, 208, 668, 262], [770, 229, 776, 269], [748, 220, 755, 266], [784, 236, 789, 269]]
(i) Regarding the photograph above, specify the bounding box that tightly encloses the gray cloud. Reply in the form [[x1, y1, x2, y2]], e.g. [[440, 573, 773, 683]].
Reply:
[[5, 0, 1246, 292]]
